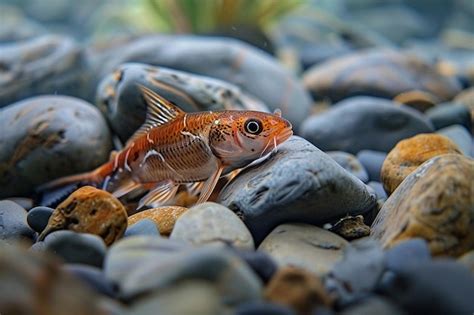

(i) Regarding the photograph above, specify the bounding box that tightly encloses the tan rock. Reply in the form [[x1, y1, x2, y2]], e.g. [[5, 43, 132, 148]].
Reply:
[[381, 133, 461, 194], [393, 90, 438, 112], [39, 186, 127, 246], [128, 206, 188, 236], [264, 266, 333, 315], [372, 154, 474, 257]]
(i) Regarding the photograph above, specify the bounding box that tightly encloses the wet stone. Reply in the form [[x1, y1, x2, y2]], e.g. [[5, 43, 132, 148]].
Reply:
[[372, 154, 474, 257], [302, 49, 461, 102], [300, 97, 434, 154], [384, 238, 431, 272], [170, 202, 254, 249], [63, 264, 117, 298], [437, 124, 473, 157], [96, 63, 269, 142], [258, 223, 348, 276], [27, 206, 54, 233], [0, 35, 91, 108], [43, 231, 107, 268], [426, 102, 472, 132], [264, 267, 333, 315], [124, 219, 160, 237], [92, 35, 311, 129], [39, 186, 128, 246], [128, 206, 187, 236], [381, 133, 462, 194], [328, 215, 370, 241], [0, 96, 112, 198], [0, 200, 36, 243], [219, 136, 376, 243], [327, 151, 369, 183], [120, 246, 262, 306], [356, 150, 387, 182]]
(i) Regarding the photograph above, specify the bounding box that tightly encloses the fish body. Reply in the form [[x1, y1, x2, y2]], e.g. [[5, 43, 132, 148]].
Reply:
[[41, 86, 293, 207]]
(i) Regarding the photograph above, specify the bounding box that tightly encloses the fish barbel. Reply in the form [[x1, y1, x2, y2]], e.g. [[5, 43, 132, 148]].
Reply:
[[40, 85, 293, 208]]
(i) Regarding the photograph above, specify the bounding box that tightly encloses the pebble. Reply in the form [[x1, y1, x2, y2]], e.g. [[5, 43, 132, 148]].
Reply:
[[384, 238, 431, 272], [128, 206, 187, 236], [393, 90, 438, 112], [43, 231, 107, 267], [27, 206, 54, 233], [124, 219, 160, 237], [372, 154, 474, 257], [126, 280, 224, 315], [380, 133, 461, 194], [300, 97, 434, 154], [96, 63, 269, 142], [328, 215, 371, 241], [327, 151, 369, 183], [356, 150, 387, 182], [39, 186, 128, 246], [258, 223, 348, 276], [339, 296, 405, 315], [170, 202, 254, 249], [264, 267, 333, 315], [219, 136, 376, 243], [302, 49, 461, 102], [63, 264, 117, 298], [458, 251, 474, 273], [426, 102, 472, 132], [104, 236, 190, 285], [235, 301, 296, 315], [0, 200, 36, 243], [228, 247, 278, 284], [0, 35, 90, 108], [0, 96, 112, 198], [367, 182, 387, 201], [92, 35, 312, 129], [453, 87, 474, 124], [437, 124, 473, 157], [0, 243, 104, 315], [120, 246, 262, 306], [379, 260, 474, 314]]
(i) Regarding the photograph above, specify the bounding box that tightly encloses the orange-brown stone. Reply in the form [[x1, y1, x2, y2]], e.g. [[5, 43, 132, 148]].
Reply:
[[128, 206, 188, 236], [39, 186, 127, 246], [264, 266, 333, 315], [381, 133, 461, 194]]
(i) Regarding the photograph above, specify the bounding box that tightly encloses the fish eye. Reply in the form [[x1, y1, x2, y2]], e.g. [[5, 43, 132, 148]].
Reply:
[[244, 119, 263, 135]]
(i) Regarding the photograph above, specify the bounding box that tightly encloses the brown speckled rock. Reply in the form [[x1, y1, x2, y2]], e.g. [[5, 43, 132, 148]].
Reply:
[[372, 154, 474, 257], [264, 266, 333, 315], [381, 134, 462, 194], [39, 186, 127, 246], [128, 206, 188, 236], [329, 215, 371, 241]]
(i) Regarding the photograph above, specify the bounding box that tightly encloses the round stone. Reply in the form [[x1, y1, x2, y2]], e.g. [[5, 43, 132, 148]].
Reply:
[[300, 97, 434, 154], [227, 247, 277, 284], [43, 231, 107, 267], [218, 136, 376, 243], [128, 206, 187, 236], [437, 125, 473, 157], [372, 154, 474, 257], [234, 301, 295, 315], [27, 206, 54, 233], [384, 238, 431, 272], [39, 186, 127, 246], [381, 133, 462, 194], [124, 219, 160, 237], [426, 102, 472, 132], [170, 202, 254, 249], [327, 151, 369, 183], [0, 95, 112, 198], [63, 264, 117, 298], [0, 200, 35, 243], [258, 223, 349, 276], [356, 150, 387, 182]]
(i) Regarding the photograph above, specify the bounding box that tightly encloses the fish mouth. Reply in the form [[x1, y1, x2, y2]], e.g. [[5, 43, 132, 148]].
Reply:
[[260, 127, 293, 157], [276, 128, 293, 144]]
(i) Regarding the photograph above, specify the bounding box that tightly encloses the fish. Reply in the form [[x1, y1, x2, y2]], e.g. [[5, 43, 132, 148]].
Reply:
[[39, 85, 293, 208]]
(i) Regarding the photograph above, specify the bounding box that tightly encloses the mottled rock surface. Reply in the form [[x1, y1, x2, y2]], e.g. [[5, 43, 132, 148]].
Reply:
[[329, 215, 371, 241], [128, 206, 187, 236]]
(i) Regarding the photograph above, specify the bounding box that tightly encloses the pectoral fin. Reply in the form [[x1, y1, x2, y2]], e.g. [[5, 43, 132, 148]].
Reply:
[[196, 165, 224, 204], [138, 180, 179, 208]]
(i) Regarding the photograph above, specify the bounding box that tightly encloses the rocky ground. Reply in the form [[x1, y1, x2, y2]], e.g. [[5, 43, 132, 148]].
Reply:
[[1, 0, 474, 314]]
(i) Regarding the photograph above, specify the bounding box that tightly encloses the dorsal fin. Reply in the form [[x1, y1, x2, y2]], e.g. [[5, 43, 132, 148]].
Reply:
[[126, 85, 185, 145]]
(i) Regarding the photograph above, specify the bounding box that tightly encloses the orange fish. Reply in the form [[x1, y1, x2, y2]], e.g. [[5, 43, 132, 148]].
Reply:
[[41, 86, 293, 208]]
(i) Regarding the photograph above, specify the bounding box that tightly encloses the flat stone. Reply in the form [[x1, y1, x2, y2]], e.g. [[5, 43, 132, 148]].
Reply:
[[219, 136, 376, 243], [264, 266, 333, 314], [258, 223, 348, 276], [27, 206, 54, 233], [426, 102, 472, 132], [124, 219, 160, 237], [327, 151, 369, 183], [303, 49, 461, 102], [43, 231, 107, 267], [381, 133, 461, 194], [170, 202, 254, 249], [329, 215, 371, 241], [300, 97, 434, 154], [356, 150, 387, 182], [372, 154, 474, 257], [120, 247, 262, 306], [128, 206, 187, 236], [0, 200, 35, 243], [0, 96, 112, 198], [437, 124, 473, 157], [39, 186, 127, 246]]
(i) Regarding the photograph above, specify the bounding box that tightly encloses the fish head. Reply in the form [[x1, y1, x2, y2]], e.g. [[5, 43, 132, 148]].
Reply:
[[209, 110, 293, 168]]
